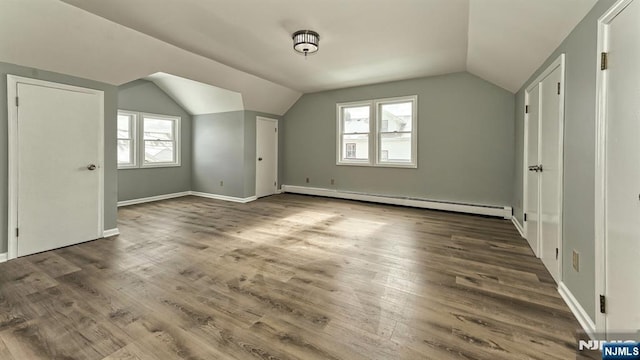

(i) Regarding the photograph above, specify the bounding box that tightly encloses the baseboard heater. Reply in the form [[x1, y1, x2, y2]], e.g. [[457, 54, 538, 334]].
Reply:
[[281, 185, 512, 219]]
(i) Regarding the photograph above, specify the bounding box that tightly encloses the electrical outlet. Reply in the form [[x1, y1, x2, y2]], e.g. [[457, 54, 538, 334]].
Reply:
[[220, 180, 224, 187], [331, 179, 335, 185], [572, 250, 580, 272], [306, 177, 309, 183]]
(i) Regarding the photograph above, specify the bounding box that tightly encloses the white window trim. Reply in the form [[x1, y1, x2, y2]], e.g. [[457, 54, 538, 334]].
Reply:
[[336, 100, 373, 166], [117, 110, 138, 169], [336, 95, 417, 168], [140, 112, 181, 168]]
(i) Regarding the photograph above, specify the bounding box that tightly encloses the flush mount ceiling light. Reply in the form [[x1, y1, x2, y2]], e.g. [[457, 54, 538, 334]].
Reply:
[[292, 30, 320, 56]]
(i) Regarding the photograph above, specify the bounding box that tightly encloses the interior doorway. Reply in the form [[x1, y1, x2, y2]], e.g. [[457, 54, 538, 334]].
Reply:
[[595, 0, 640, 337], [523, 54, 565, 283], [255, 116, 278, 198], [7, 75, 104, 259]]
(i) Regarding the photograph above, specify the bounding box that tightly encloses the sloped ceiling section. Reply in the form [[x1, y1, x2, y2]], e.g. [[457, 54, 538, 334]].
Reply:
[[467, 0, 598, 91], [0, 0, 300, 115], [1, 0, 598, 107], [145, 73, 244, 115], [60, 0, 597, 93], [61, 0, 470, 93]]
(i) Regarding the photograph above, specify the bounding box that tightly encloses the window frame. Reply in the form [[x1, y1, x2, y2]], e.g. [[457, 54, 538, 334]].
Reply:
[[336, 95, 417, 168], [375, 96, 418, 168], [336, 101, 373, 166], [117, 110, 138, 169], [140, 112, 181, 168]]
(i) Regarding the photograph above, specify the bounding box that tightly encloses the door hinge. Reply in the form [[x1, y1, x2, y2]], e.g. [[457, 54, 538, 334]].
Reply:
[[555, 248, 559, 259], [601, 52, 608, 70], [524, 213, 527, 222], [275, 128, 277, 133], [15, 97, 19, 107], [16, 228, 19, 237], [525, 105, 529, 114], [600, 294, 606, 314], [274, 181, 276, 186], [557, 82, 561, 95]]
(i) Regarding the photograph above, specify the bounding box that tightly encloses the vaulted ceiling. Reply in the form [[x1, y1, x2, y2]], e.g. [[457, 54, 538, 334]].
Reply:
[[0, 0, 597, 115]]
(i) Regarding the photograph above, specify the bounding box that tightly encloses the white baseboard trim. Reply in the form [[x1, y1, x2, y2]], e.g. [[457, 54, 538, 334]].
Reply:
[[118, 191, 191, 207], [281, 185, 512, 219], [512, 217, 525, 238], [0, 252, 7, 263], [191, 191, 257, 204], [103, 228, 120, 238], [558, 282, 596, 340]]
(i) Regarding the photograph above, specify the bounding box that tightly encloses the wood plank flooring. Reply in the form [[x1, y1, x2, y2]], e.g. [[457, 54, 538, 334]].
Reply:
[[0, 194, 597, 359]]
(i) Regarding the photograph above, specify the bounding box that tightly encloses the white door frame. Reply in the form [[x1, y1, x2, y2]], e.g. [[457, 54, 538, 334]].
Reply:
[[522, 54, 565, 280], [523, 85, 539, 254], [594, 0, 634, 334], [6, 75, 104, 260], [255, 116, 278, 197]]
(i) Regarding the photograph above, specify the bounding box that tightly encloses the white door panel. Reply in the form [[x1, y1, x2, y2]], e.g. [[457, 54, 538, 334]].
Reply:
[[16, 81, 102, 256], [539, 67, 562, 283], [603, 0, 640, 334], [524, 57, 564, 283], [525, 85, 540, 256], [256, 117, 278, 198]]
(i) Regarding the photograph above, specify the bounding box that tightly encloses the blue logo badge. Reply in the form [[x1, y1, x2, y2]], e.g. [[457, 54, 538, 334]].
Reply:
[[602, 342, 640, 359]]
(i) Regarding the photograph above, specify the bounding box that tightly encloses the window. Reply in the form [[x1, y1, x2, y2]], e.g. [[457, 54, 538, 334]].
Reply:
[[117, 110, 181, 169], [117, 111, 137, 168], [142, 113, 180, 167], [337, 95, 417, 167]]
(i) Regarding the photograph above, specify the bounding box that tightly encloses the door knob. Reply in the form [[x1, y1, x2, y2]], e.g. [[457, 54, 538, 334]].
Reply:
[[528, 165, 543, 172], [258, 157, 263, 161], [87, 164, 97, 171]]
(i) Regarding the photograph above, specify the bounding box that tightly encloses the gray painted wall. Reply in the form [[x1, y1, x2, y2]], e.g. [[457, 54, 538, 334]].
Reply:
[[192, 111, 246, 198], [117, 80, 192, 201], [282, 72, 515, 207], [192, 110, 281, 199], [0, 61, 118, 253], [512, 0, 616, 321]]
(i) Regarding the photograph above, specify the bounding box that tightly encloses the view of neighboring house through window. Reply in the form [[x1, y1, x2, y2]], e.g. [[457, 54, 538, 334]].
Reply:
[[338, 104, 371, 164], [345, 143, 357, 158], [142, 113, 180, 167], [117, 110, 181, 169], [378, 99, 415, 165], [337, 95, 417, 167], [117, 111, 137, 168]]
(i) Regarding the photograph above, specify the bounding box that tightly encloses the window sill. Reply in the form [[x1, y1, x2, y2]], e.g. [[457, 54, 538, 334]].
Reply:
[[140, 163, 181, 169], [336, 162, 417, 169]]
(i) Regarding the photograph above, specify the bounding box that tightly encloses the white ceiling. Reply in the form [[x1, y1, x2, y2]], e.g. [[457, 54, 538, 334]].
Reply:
[[145, 73, 244, 115], [0, 0, 300, 115], [60, 0, 597, 93], [0, 0, 597, 116]]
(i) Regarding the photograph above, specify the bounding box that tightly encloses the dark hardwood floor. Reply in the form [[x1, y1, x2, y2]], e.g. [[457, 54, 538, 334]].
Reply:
[[0, 194, 595, 359]]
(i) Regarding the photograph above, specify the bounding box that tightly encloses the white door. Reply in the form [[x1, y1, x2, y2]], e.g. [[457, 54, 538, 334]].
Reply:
[[256, 117, 278, 198], [523, 56, 564, 282], [601, 0, 640, 335], [525, 84, 540, 256], [539, 67, 563, 283], [8, 76, 103, 258]]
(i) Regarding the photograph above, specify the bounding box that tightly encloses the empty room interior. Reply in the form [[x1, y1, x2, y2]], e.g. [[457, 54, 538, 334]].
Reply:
[[0, 0, 638, 359]]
